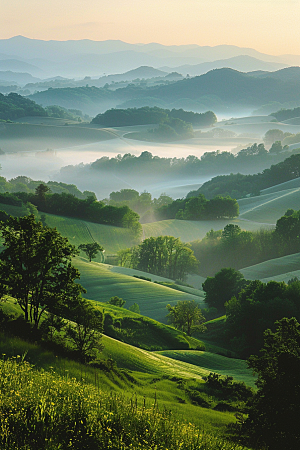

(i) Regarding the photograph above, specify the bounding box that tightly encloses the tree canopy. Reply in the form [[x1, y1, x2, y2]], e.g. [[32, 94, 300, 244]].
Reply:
[[117, 235, 198, 281], [0, 215, 85, 329], [79, 242, 104, 262], [166, 300, 206, 336], [243, 317, 300, 450]]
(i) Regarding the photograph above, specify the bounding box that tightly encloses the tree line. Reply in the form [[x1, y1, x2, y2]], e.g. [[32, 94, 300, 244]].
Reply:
[[192, 152, 300, 199], [91, 106, 217, 127], [191, 209, 300, 276], [4, 185, 141, 235], [156, 194, 239, 221]]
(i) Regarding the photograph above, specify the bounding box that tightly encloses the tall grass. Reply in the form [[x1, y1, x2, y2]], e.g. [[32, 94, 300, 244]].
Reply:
[[0, 357, 248, 450]]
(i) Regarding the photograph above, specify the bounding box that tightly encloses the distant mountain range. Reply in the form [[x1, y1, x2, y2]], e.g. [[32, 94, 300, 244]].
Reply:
[[27, 67, 300, 116], [0, 36, 299, 78]]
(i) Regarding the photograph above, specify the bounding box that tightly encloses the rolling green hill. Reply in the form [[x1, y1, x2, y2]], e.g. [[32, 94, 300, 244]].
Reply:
[[156, 350, 255, 386], [238, 187, 300, 224], [241, 252, 300, 281], [0, 122, 115, 153], [76, 258, 206, 323]]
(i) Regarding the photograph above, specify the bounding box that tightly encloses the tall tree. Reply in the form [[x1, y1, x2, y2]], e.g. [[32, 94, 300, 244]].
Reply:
[[244, 317, 300, 450], [0, 215, 85, 328], [79, 242, 104, 262], [166, 300, 206, 336]]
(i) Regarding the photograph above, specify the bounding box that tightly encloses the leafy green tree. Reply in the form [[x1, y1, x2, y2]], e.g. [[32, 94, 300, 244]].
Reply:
[[108, 296, 126, 308], [129, 303, 140, 314], [78, 242, 104, 262], [35, 183, 50, 204], [166, 300, 206, 336], [66, 298, 103, 362], [0, 215, 85, 329], [202, 268, 247, 311], [243, 317, 300, 450]]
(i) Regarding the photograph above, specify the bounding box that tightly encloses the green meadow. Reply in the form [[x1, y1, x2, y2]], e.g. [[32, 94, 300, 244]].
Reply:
[[76, 258, 206, 323], [241, 252, 300, 281]]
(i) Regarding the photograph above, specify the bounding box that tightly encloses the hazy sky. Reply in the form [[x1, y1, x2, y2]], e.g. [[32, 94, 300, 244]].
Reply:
[[1, 0, 300, 55]]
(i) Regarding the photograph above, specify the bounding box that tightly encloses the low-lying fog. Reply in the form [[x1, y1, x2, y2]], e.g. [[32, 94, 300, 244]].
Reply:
[[0, 137, 244, 199]]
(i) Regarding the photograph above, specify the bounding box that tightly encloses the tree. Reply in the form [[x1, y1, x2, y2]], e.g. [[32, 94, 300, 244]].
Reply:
[[78, 242, 104, 262], [166, 300, 206, 336], [0, 215, 85, 329], [122, 235, 198, 281], [66, 298, 103, 362], [243, 318, 300, 450], [108, 296, 126, 308], [202, 268, 247, 311], [129, 303, 140, 314], [35, 183, 50, 204]]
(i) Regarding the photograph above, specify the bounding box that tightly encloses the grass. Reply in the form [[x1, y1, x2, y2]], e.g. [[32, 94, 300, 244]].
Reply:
[[155, 350, 255, 387], [76, 258, 206, 323], [0, 356, 249, 449], [0, 122, 115, 153], [241, 252, 300, 280], [143, 218, 264, 244], [238, 187, 300, 224], [0, 204, 135, 255]]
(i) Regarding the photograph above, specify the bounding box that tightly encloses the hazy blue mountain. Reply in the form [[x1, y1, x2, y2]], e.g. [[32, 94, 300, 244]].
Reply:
[[0, 36, 297, 78], [247, 66, 300, 82], [0, 59, 44, 77], [160, 55, 287, 76], [0, 71, 41, 85]]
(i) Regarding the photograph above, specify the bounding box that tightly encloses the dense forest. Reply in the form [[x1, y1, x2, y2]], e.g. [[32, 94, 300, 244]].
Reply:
[[271, 105, 300, 122]]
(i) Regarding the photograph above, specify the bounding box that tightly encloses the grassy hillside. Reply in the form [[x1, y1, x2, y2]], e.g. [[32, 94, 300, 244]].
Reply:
[[0, 122, 115, 153], [156, 350, 255, 386], [76, 258, 206, 323], [143, 217, 265, 243], [0, 204, 135, 255], [238, 187, 300, 224], [241, 252, 300, 281]]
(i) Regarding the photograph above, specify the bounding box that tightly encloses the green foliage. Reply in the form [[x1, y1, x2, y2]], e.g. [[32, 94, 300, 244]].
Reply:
[[108, 296, 126, 308], [78, 242, 104, 262], [92, 106, 216, 127], [192, 152, 300, 199], [271, 106, 300, 122], [202, 268, 247, 311], [166, 300, 206, 336], [0, 215, 85, 329], [118, 235, 198, 281], [0, 92, 47, 120], [15, 190, 141, 232], [243, 318, 300, 450], [156, 194, 239, 221], [129, 302, 140, 314], [225, 280, 300, 356], [0, 357, 247, 450], [66, 298, 103, 362]]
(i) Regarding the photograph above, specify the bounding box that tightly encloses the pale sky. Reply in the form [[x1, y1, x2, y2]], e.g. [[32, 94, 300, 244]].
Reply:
[[1, 0, 300, 55]]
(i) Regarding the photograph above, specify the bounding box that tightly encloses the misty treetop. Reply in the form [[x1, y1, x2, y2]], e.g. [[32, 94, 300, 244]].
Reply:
[[91, 106, 217, 127]]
